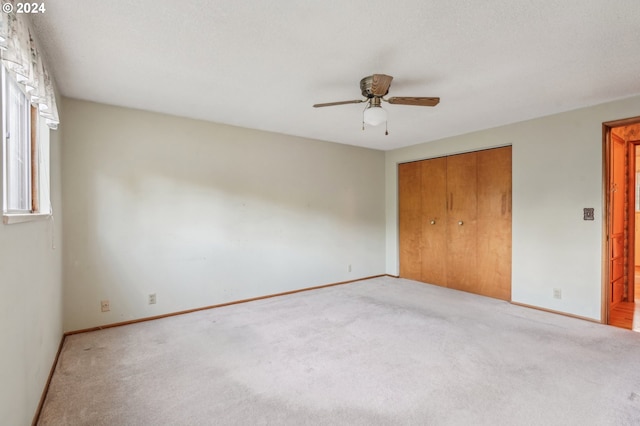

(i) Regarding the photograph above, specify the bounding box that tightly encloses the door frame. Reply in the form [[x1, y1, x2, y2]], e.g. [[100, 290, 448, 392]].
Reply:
[[602, 116, 640, 324], [628, 140, 640, 303], [629, 141, 636, 303]]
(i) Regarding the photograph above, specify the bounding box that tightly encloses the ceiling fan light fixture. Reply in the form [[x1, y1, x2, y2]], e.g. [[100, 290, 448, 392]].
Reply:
[[363, 105, 387, 126]]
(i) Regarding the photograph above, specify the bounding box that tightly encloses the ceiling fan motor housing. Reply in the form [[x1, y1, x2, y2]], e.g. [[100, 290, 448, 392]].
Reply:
[[360, 75, 390, 98]]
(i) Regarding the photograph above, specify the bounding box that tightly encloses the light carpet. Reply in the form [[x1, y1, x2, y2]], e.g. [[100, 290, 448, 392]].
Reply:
[[38, 277, 640, 425]]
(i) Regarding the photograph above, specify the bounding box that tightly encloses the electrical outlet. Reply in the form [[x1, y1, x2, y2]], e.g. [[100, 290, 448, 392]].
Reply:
[[100, 300, 110, 312], [553, 289, 562, 299], [148, 293, 156, 305]]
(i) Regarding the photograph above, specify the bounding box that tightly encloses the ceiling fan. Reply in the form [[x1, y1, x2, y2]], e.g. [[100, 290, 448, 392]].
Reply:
[[313, 74, 439, 133]]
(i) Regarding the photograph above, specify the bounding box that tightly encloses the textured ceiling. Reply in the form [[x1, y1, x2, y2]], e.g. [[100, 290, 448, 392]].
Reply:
[[31, 0, 640, 150]]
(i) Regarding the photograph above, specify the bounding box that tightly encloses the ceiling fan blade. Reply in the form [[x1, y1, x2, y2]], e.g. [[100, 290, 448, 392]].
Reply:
[[371, 74, 393, 97], [387, 97, 440, 107], [313, 99, 364, 108]]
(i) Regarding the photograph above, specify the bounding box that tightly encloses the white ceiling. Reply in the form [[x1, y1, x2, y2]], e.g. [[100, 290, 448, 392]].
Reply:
[[31, 0, 640, 151]]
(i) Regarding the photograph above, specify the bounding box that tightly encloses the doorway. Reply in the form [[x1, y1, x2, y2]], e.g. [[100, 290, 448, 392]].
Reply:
[[604, 117, 640, 331]]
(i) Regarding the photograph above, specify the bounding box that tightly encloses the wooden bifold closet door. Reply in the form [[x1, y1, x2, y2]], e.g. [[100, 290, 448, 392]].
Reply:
[[398, 146, 512, 301]]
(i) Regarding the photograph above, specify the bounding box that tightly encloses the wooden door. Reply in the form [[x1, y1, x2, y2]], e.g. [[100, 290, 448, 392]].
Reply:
[[446, 152, 478, 293], [476, 147, 512, 300], [610, 134, 626, 306], [398, 148, 512, 301], [399, 161, 422, 280], [635, 211, 640, 268], [420, 157, 447, 286], [629, 143, 638, 302]]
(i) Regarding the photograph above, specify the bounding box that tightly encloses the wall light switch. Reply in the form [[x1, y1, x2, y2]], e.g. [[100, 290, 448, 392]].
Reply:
[[583, 208, 594, 221]]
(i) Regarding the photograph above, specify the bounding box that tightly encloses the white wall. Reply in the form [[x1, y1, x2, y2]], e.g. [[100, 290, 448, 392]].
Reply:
[[61, 98, 386, 332], [0, 128, 63, 425], [386, 95, 640, 321]]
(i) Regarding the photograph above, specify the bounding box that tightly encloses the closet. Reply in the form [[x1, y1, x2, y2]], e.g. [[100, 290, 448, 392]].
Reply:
[[398, 146, 512, 301]]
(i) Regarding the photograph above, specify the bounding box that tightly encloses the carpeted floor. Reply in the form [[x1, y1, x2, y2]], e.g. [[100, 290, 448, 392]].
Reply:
[[38, 277, 640, 425]]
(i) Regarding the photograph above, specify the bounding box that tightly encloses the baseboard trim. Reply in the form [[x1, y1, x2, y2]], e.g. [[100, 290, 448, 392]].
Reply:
[[32, 334, 66, 426], [510, 301, 602, 324], [66, 274, 388, 336]]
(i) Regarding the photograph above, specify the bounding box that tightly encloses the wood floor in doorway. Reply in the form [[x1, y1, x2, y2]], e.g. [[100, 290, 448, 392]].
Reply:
[[608, 273, 640, 332]]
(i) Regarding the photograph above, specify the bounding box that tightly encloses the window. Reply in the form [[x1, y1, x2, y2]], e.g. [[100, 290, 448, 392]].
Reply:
[[2, 65, 51, 224]]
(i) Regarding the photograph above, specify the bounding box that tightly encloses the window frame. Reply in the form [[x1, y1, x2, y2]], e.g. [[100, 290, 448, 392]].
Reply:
[[1, 65, 52, 224]]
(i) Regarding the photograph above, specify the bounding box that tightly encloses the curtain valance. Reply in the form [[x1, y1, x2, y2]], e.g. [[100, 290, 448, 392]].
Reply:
[[0, 3, 59, 129]]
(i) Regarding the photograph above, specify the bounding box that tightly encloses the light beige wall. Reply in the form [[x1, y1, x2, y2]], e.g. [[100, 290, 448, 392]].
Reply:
[[0, 128, 63, 424], [386, 95, 640, 321], [61, 98, 386, 332]]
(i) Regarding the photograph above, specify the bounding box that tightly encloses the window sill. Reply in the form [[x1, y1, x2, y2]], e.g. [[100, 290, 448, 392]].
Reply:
[[3, 212, 52, 224]]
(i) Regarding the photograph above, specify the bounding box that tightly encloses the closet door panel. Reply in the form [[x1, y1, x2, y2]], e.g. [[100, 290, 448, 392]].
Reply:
[[446, 152, 478, 292], [477, 147, 512, 301], [420, 157, 447, 286], [399, 161, 422, 280], [399, 147, 512, 301]]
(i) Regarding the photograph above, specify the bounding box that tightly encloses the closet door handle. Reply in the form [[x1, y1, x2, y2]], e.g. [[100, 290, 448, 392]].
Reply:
[[458, 220, 464, 226], [430, 220, 436, 225]]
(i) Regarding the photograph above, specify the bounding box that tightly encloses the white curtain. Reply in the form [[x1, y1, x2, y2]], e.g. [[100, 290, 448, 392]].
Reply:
[[0, 1, 59, 129]]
